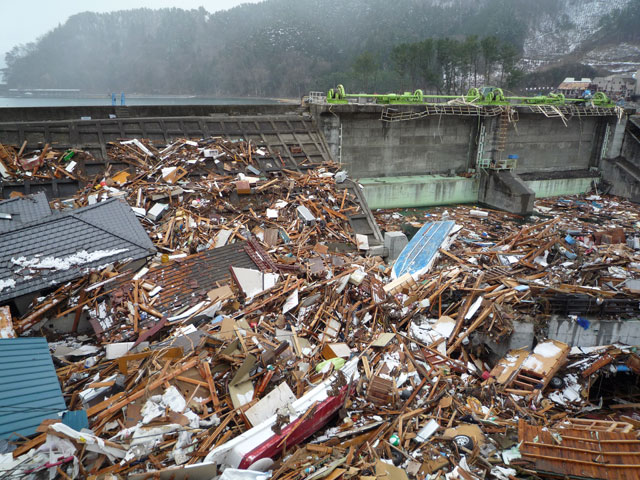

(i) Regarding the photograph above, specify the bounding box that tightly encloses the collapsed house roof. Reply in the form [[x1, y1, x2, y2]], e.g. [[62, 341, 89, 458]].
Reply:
[[110, 240, 262, 318], [0, 197, 155, 303], [0, 337, 66, 439]]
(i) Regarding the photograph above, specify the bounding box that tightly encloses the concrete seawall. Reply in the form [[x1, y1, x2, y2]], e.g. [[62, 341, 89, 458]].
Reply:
[[0, 103, 637, 214], [312, 103, 632, 214], [0, 104, 299, 123], [0, 105, 330, 199]]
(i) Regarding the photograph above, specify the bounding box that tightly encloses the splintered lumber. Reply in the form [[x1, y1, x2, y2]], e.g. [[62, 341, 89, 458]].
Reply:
[[97, 358, 199, 419], [448, 303, 493, 355]]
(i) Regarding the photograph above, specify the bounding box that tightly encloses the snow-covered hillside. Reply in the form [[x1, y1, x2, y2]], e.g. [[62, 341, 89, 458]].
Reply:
[[523, 0, 630, 60]]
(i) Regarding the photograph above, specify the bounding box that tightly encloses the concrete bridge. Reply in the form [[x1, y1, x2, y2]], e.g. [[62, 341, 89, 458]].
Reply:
[[0, 102, 638, 215]]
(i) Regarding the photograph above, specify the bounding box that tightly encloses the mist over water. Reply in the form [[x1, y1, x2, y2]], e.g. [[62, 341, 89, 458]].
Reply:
[[0, 96, 284, 108]]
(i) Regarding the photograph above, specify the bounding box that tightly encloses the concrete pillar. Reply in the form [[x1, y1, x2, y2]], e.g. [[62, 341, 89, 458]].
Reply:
[[478, 170, 535, 216], [313, 109, 341, 163], [605, 114, 628, 159], [384, 231, 408, 261], [600, 113, 640, 201]]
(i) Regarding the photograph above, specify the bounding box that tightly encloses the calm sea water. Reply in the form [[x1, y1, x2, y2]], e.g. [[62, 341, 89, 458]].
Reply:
[[0, 96, 286, 107]]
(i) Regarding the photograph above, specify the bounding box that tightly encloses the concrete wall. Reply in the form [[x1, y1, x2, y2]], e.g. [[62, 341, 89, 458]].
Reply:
[[599, 116, 640, 201], [478, 170, 535, 215], [360, 174, 599, 210], [476, 316, 640, 359], [548, 316, 640, 347], [315, 105, 614, 180], [0, 113, 331, 198], [508, 114, 601, 174], [359, 176, 478, 209], [2, 103, 632, 211], [318, 109, 476, 178], [0, 103, 298, 122], [474, 320, 535, 360], [622, 116, 640, 167], [601, 158, 640, 203], [524, 176, 597, 198]]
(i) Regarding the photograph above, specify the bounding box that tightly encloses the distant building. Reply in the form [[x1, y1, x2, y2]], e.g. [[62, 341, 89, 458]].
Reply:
[[591, 74, 636, 99], [557, 77, 592, 97]]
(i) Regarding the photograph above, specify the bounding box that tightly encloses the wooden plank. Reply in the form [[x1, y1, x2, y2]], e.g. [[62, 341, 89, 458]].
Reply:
[[97, 358, 198, 419]]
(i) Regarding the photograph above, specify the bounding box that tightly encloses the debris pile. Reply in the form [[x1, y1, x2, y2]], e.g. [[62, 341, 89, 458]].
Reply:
[[0, 138, 639, 480], [0, 141, 89, 182]]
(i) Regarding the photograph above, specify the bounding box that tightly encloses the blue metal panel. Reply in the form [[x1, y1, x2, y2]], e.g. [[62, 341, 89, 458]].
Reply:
[[392, 221, 456, 279], [62, 410, 88, 431], [0, 338, 66, 440]]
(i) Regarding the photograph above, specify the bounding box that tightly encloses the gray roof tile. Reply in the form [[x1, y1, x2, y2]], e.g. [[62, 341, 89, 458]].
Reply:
[[0, 192, 52, 233], [0, 198, 156, 303]]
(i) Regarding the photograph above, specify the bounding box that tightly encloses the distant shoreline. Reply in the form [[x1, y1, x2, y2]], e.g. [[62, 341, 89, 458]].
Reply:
[[0, 95, 296, 107]]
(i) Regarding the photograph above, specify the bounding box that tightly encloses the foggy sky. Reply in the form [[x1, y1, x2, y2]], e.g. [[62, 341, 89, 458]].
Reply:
[[0, 0, 263, 70]]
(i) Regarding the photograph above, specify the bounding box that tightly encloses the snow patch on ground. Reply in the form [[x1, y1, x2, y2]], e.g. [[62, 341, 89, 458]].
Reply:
[[523, 0, 629, 60]]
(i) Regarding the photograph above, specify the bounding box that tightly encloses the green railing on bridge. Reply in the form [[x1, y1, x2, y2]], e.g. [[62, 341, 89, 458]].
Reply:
[[324, 85, 614, 108]]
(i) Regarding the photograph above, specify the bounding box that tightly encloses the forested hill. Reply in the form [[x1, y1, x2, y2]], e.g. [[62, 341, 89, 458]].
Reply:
[[2, 0, 637, 97]]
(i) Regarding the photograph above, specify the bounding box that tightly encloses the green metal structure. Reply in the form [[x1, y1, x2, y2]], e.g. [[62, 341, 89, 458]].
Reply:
[[326, 85, 614, 107]]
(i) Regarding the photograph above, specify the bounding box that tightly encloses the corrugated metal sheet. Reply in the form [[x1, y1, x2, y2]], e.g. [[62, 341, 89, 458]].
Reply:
[[0, 337, 66, 439], [61, 409, 88, 431]]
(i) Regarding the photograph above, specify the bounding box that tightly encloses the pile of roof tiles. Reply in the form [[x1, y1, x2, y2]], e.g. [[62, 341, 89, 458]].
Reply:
[[0, 137, 639, 480]]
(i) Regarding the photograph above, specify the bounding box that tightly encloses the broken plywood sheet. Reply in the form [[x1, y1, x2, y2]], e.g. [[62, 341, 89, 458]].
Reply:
[[521, 340, 570, 377], [207, 285, 234, 303], [489, 349, 528, 385], [245, 382, 297, 426], [321, 343, 352, 360], [371, 332, 395, 348], [375, 460, 409, 480], [231, 266, 279, 299], [490, 340, 570, 393], [383, 272, 417, 295], [229, 381, 254, 409], [229, 354, 258, 409]]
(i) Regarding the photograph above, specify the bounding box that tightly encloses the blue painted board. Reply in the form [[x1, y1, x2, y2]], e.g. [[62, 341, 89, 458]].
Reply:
[[392, 220, 456, 279]]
